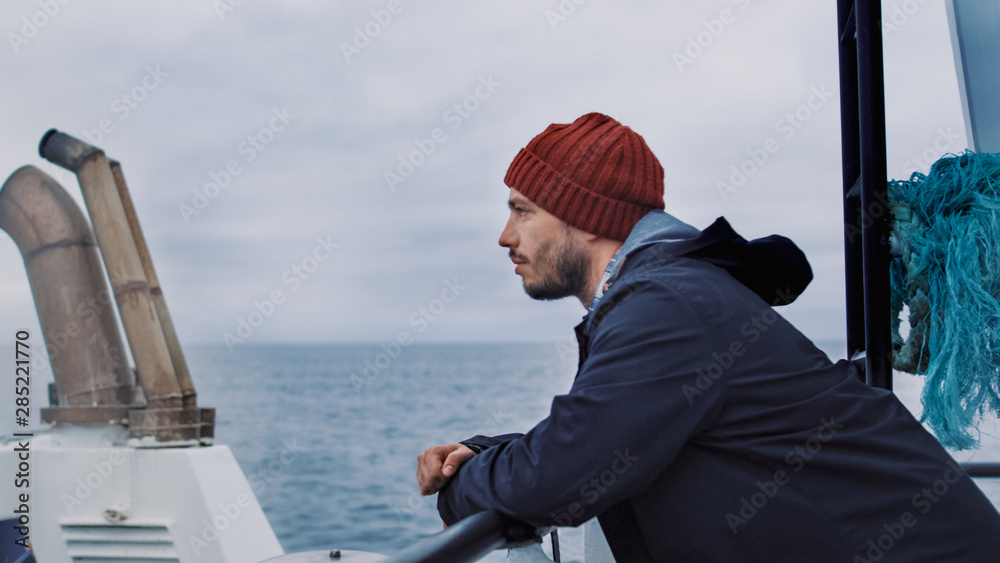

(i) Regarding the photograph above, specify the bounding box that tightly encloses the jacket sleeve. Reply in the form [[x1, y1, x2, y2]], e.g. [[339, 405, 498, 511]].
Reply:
[[460, 433, 524, 454], [436, 278, 725, 527]]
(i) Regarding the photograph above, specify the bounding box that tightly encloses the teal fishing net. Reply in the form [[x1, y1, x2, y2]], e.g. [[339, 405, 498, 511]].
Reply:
[[889, 151, 1000, 450]]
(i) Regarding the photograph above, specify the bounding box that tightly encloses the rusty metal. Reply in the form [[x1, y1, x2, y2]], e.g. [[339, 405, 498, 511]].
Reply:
[[0, 165, 137, 407], [40, 405, 132, 426], [1, 132, 214, 442], [199, 407, 216, 440], [109, 160, 197, 406], [39, 129, 182, 409], [128, 407, 203, 442]]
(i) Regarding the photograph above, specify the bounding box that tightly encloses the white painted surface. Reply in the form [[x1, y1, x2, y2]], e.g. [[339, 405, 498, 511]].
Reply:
[[0, 425, 284, 562]]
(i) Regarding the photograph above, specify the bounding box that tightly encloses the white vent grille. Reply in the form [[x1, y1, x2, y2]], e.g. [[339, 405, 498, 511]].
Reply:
[[60, 523, 179, 562]]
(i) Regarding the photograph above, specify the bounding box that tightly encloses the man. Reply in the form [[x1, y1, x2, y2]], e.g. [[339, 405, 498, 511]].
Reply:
[[416, 112, 1000, 561]]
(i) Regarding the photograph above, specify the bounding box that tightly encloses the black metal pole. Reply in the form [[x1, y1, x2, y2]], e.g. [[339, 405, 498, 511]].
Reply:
[[855, 0, 893, 390], [837, 0, 892, 389], [837, 0, 865, 376]]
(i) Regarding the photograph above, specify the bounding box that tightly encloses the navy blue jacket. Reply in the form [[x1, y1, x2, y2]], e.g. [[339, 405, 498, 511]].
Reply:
[[437, 211, 1000, 561]]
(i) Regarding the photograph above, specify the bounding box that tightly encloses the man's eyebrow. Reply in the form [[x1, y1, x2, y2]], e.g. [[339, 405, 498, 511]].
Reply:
[[508, 198, 532, 210]]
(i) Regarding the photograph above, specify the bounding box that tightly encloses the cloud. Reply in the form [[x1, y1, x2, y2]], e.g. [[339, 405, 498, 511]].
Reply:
[[0, 1, 966, 350]]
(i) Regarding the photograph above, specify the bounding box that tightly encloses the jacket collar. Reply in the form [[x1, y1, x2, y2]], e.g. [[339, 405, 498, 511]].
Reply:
[[588, 210, 700, 315]]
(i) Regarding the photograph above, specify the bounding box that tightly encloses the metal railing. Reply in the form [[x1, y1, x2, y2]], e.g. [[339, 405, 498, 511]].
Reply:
[[383, 511, 548, 563], [837, 0, 892, 390]]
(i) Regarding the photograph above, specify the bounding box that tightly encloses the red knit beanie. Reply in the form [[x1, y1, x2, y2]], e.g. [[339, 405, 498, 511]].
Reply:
[[503, 112, 665, 242]]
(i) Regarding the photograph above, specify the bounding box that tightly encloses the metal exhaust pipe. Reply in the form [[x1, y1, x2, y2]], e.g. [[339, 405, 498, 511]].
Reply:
[[0, 166, 137, 407], [109, 160, 197, 406], [39, 129, 182, 409]]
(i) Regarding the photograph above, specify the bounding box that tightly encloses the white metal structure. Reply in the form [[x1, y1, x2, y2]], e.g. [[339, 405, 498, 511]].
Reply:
[[0, 426, 284, 561]]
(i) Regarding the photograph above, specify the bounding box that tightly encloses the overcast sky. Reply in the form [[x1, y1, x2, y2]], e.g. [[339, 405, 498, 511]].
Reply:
[[0, 1, 967, 356]]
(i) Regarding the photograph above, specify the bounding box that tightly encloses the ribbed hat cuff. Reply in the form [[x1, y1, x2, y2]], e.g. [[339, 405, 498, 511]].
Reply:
[[504, 147, 651, 242]]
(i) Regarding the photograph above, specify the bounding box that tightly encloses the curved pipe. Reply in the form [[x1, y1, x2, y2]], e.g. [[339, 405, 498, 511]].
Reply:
[[40, 129, 182, 409], [110, 160, 197, 406], [38, 128, 99, 171], [0, 165, 136, 406]]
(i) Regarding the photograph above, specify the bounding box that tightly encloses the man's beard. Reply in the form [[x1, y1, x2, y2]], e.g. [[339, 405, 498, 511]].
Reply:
[[523, 234, 591, 301]]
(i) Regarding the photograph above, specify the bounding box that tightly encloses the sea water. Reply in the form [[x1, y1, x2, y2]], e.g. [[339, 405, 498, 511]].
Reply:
[[191, 342, 583, 561], [9, 340, 1000, 562], [188, 340, 1000, 561]]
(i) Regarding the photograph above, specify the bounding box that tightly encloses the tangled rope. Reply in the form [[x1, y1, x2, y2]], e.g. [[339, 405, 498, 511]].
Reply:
[[889, 151, 1000, 450]]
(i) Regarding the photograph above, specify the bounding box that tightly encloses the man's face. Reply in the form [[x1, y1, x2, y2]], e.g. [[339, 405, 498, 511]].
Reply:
[[498, 189, 590, 301]]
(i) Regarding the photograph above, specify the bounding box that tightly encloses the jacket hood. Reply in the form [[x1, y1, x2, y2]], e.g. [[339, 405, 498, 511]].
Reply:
[[589, 210, 813, 314]]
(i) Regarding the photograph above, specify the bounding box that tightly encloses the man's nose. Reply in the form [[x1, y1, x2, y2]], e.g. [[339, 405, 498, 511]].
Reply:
[[498, 216, 516, 249]]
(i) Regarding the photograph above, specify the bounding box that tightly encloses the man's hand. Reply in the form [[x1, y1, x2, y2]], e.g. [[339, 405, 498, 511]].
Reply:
[[417, 443, 476, 495]]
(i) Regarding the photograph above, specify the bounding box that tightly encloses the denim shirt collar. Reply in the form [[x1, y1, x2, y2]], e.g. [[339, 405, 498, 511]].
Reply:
[[587, 209, 700, 316]]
